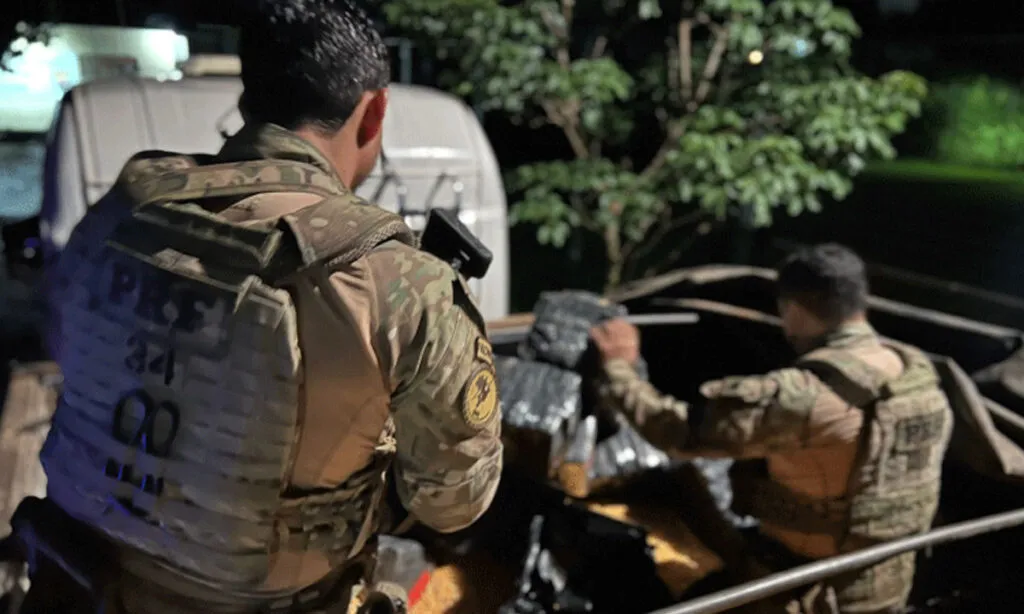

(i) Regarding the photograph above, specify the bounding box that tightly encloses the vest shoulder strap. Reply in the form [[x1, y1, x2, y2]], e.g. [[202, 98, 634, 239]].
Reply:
[[276, 192, 416, 277], [110, 154, 415, 281], [797, 347, 888, 408], [879, 342, 941, 397], [119, 155, 341, 206], [798, 343, 941, 408]]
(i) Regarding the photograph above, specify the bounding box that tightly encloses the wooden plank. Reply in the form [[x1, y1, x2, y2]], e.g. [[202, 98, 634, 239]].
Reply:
[[0, 361, 60, 601], [0, 361, 59, 537]]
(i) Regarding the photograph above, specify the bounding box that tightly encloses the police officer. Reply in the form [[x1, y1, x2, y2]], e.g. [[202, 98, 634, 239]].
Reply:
[[40, 1, 502, 612], [589, 244, 952, 613]]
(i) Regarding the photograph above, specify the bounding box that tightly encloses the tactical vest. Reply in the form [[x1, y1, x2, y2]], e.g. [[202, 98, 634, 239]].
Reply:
[[799, 343, 951, 549], [39, 152, 416, 592], [735, 342, 953, 609]]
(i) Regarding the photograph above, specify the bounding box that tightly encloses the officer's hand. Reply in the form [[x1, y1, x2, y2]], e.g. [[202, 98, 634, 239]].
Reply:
[[589, 318, 640, 365]]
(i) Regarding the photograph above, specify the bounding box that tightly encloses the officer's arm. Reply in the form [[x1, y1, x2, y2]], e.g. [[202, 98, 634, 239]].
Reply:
[[600, 363, 839, 459], [367, 246, 502, 534], [693, 368, 834, 458], [598, 358, 693, 456]]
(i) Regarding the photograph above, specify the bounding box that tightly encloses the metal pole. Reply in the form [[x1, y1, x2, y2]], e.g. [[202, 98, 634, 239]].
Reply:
[[628, 313, 700, 326], [648, 506, 1024, 614], [488, 312, 700, 346]]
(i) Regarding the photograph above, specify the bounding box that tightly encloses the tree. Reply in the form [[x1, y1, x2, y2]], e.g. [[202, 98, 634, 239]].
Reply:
[[384, 0, 927, 291]]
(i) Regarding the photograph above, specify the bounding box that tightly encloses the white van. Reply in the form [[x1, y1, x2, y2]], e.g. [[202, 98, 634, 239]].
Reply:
[[40, 57, 510, 319]]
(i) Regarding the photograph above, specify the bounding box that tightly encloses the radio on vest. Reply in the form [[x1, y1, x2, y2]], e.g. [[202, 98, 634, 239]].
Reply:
[[419, 208, 493, 280]]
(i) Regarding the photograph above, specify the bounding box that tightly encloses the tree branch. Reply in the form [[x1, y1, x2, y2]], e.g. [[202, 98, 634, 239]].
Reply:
[[641, 219, 720, 278], [570, 196, 603, 234], [679, 19, 693, 103], [641, 13, 731, 181], [538, 6, 568, 48], [694, 19, 730, 106], [537, 0, 592, 159], [604, 221, 624, 292], [556, 0, 575, 75], [640, 121, 684, 180], [622, 207, 706, 269], [541, 100, 590, 159], [715, 55, 737, 105]]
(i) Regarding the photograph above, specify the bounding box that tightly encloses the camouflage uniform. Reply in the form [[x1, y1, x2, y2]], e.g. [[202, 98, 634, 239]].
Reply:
[[597, 323, 952, 613], [42, 123, 502, 613]]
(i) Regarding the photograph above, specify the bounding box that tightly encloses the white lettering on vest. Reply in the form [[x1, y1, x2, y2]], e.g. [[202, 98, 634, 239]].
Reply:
[[106, 260, 224, 334]]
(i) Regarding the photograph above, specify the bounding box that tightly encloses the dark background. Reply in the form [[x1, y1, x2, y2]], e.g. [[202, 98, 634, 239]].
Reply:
[[2, 0, 1023, 316]]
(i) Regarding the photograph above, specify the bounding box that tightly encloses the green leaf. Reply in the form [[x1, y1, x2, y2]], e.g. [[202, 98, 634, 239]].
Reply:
[[385, 0, 927, 286]]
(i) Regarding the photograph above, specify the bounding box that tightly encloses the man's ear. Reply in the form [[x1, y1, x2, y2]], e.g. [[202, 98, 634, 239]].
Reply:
[[357, 89, 388, 147]]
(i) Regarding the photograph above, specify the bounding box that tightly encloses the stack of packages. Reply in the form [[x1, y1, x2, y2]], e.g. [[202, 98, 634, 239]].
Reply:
[[496, 291, 669, 497], [496, 291, 757, 530]]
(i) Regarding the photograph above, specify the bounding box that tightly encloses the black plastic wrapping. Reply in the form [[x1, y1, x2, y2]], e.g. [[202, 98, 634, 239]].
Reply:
[[519, 291, 628, 370], [496, 356, 582, 478], [496, 494, 674, 614], [503, 290, 672, 493]]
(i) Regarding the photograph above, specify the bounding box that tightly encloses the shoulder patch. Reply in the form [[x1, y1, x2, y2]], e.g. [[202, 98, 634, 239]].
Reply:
[[462, 366, 498, 428], [475, 337, 494, 367]]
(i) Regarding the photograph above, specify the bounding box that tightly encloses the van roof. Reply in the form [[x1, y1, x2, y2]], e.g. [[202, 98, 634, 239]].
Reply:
[[64, 77, 490, 194]]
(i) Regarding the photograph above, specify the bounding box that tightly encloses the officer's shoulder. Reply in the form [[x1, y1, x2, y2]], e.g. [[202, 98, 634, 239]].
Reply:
[[364, 241, 467, 316], [367, 240, 458, 284]]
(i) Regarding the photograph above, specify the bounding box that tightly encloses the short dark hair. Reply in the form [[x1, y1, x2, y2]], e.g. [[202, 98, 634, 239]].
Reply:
[[776, 243, 869, 323], [238, 0, 391, 133]]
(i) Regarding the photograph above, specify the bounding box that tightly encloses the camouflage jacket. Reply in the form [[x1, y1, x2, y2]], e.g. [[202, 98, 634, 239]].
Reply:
[[47, 123, 503, 540]]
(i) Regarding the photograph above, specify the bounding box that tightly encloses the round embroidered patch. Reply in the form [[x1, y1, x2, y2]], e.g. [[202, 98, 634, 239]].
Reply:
[[463, 367, 498, 428]]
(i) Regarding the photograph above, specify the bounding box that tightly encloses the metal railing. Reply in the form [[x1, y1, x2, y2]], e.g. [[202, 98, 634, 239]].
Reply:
[[368, 151, 468, 231], [649, 506, 1024, 614]]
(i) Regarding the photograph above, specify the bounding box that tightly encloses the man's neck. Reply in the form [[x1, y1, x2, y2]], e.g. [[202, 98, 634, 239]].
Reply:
[[294, 126, 358, 189], [821, 317, 876, 348]]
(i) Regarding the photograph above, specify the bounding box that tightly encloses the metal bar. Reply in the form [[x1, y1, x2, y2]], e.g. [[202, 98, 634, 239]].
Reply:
[[627, 313, 700, 326], [772, 237, 1024, 318], [652, 298, 782, 326], [488, 312, 700, 347], [987, 400, 1024, 433], [649, 506, 1024, 614]]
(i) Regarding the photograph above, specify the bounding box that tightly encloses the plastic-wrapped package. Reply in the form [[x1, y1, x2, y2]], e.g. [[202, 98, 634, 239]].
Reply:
[[589, 417, 671, 493], [373, 535, 435, 608], [496, 356, 582, 478], [519, 291, 627, 370], [692, 458, 759, 529], [557, 415, 598, 498], [500, 289, 674, 495]]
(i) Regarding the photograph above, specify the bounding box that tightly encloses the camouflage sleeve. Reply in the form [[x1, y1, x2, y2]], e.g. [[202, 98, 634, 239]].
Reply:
[[694, 368, 826, 458], [366, 243, 502, 534], [599, 359, 693, 456]]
